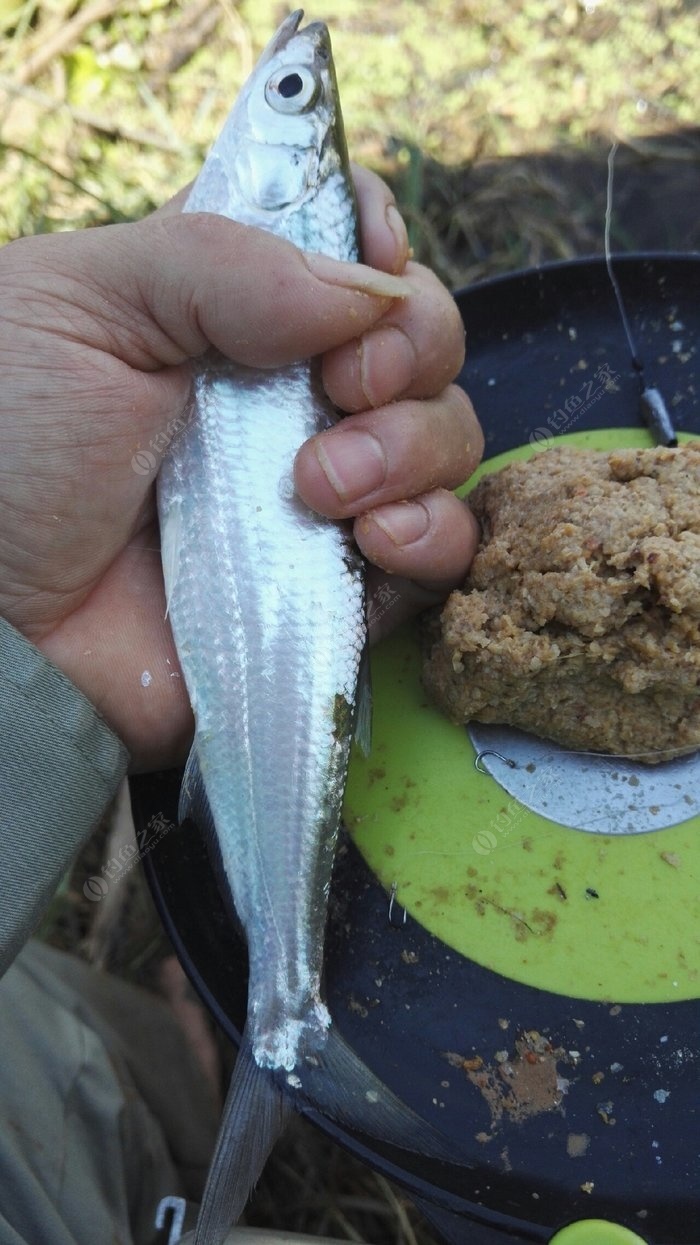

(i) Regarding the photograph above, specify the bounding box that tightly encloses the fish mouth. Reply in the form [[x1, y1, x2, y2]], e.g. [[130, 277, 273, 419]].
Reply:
[[261, 10, 331, 64], [300, 20, 332, 60], [269, 9, 304, 52]]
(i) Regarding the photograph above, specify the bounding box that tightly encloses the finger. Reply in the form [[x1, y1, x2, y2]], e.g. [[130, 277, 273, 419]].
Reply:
[[322, 261, 466, 413], [294, 385, 483, 519], [357, 489, 480, 591], [365, 568, 444, 645], [15, 215, 411, 372], [351, 163, 409, 275]]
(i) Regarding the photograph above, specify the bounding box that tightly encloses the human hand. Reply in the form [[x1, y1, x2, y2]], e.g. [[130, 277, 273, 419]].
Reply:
[[0, 166, 481, 770]]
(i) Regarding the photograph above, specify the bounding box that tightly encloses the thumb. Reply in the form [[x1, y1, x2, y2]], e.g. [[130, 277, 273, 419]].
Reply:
[[137, 212, 410, 367], [14, 211, 410, 372]]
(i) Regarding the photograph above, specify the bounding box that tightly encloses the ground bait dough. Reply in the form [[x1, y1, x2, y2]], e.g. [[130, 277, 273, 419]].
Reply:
[[423, 444, 700, 762]]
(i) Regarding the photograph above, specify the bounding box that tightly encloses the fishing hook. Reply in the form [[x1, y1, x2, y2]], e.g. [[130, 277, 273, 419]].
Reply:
[[154, 1196, 187, 1245], [474, 749, 518, 774], [388, 881, 407, 928]]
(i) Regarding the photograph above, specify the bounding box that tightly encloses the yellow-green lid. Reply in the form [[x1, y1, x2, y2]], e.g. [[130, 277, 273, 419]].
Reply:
[[549, 1220, 648, 1245], [345, 429, 700, 1004]]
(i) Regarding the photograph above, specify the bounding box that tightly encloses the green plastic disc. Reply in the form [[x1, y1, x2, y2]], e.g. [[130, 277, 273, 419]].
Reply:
[[548, 1220, 649, 1245], [345, 430, 700, 1004]]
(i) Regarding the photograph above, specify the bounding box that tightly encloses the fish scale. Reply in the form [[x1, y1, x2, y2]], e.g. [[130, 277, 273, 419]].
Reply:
[[160, 357, 365, 1068]]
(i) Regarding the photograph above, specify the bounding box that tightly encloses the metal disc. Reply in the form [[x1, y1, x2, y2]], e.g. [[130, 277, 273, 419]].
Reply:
[[468, 722, 700, 834]]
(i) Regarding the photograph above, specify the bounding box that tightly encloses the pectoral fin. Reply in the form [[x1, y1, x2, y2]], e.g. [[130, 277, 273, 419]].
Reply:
[[353, 641, 372, 758], [160, 492, 183, 621]]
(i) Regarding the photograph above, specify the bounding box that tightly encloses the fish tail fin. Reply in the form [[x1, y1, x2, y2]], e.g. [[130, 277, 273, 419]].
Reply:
[[294, 1025, 470, 1170], [194, 1027, 291, 1245]]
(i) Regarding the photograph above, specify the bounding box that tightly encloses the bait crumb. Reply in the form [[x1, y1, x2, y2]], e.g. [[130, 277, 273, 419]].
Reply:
[[457, 1032, 567, 1128], [580, 1181, 595, 1194], [348, 996, 368, 1018], [596, 1100, 616, 1125], [423, 444, 700, 762], [140, 670, 153, 687], [463, 1056, 484, 1072], [566, 1132, 590, 1158]]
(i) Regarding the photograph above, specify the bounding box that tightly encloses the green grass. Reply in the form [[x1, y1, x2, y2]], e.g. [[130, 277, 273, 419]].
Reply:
[[1, 0, 698, 279]]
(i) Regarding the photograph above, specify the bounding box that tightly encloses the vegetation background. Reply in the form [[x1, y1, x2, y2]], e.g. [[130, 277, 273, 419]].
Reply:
[[2, 0, 699, 273], [1, 1, 698, 1242]]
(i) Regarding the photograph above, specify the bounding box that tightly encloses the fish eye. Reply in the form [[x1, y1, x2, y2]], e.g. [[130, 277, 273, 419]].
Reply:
[[279, 73, 303, 98], [264, 65, 319, 113]]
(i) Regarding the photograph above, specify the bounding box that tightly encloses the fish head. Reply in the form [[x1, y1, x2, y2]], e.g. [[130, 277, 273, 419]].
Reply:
[[186, 9, 356, 247]]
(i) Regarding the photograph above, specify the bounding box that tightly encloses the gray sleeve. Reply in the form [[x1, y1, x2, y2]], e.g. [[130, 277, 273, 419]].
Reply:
[[0, 617, 129, 977]]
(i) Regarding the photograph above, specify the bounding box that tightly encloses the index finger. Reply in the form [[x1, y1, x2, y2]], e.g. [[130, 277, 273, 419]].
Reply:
[[351, 163, 410, 275]]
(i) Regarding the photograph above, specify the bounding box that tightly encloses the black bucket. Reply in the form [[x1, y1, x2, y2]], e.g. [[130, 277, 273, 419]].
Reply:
[[132, 254, 700, 1245]]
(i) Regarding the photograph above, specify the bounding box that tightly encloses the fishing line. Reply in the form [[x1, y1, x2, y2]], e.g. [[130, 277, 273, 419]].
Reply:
[[475, 742, 700, 765], [604, 141, 678, 446], [604, 142, 642, 375]]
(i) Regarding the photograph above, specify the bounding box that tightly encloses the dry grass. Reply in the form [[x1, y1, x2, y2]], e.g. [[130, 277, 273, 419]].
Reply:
[[250, 1123, 443, 1245]]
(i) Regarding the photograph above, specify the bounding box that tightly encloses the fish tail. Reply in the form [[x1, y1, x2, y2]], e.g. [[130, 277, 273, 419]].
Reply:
[[292, 1025, 471, 1170], [193, 1026, 291, 1245]]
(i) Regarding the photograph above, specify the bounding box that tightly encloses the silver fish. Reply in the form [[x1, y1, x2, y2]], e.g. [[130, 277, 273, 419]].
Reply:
[[158, 13, 458, 1242], [161, 9, 364, 1079]]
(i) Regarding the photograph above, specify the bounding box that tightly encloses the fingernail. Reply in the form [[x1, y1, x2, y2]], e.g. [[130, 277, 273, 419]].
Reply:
[[385, 203, 409, 273], [303, 252, 411, 299], [371, 501, 430, 547], [360, 326, 416, 408], [315, 429, 387, 502]]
